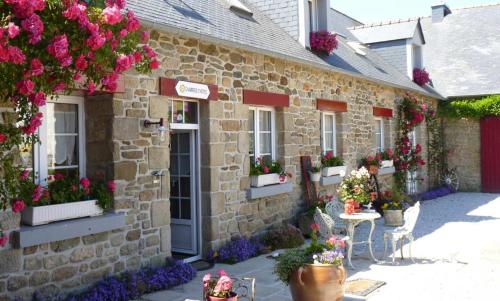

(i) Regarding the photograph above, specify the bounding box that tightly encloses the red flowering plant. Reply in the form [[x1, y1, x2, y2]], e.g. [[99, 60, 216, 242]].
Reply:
[[413, 68, 430, 86], [309, 31, 338, 55], [0, 0, 157, 212], [360, 154, 381, 168], [18, 171, 115, 210], [379, 148, 393, 161], [394, 94, 428, 189], [321, 150, 344, 167], [249, 157, 283, 176], [203, 269, 236, 299]]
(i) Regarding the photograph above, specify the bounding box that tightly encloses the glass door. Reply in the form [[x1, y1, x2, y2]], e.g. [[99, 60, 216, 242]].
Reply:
[[170, 131, 198, 254]]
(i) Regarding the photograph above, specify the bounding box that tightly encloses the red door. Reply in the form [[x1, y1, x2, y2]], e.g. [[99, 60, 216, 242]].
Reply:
[[481, 117, 500, 192]]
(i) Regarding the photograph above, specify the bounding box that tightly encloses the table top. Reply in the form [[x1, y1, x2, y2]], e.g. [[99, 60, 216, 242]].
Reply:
[[339, 211, 381, 220]]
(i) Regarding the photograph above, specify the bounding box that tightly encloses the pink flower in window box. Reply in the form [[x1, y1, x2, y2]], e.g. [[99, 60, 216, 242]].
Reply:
[[309, 31, 338, 55], [413, 68, 430, 86]]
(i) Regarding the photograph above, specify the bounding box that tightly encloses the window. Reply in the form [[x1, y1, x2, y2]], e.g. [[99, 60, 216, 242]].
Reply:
[[321, 112, 337, 155], [169, 100, 198, 124], [249, 107, 275, 164], [31, 97, 86, 185], [308, 0, 318, 33], [374, 118, 384, 152]]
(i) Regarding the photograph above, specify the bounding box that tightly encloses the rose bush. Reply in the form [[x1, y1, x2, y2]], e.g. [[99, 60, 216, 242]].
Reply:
[[0, 0, 157, 223]]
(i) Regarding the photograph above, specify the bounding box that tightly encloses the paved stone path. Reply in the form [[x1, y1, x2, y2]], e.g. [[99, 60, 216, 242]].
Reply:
[[140, 193, 500, 301]]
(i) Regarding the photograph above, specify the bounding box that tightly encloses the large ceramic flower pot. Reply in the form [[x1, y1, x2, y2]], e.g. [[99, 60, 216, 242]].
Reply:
[[289, 264, 346, 301], [207, 292, 238, 301], [383, 209, 403, 226]]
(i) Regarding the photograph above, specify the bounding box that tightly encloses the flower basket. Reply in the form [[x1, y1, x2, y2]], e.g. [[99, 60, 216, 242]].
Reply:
[[250, 173, 280, 187], [309, 171, 321, 182], [21, 200, 103, 226], [381, 160, 394, 168], [321, 166, 347, 177], [383, 209, 403, 226]]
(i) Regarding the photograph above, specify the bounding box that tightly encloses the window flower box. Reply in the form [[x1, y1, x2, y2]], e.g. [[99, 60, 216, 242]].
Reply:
[[251, 173, 281, 187], [321, 166, 347, 177], [381, 160, 394, 168], [21, 200, 103, 226]]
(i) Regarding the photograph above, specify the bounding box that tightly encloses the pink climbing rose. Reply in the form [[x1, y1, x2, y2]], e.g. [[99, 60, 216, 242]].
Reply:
[[102, 5, 123, 25], [12, 199, 25, 213]]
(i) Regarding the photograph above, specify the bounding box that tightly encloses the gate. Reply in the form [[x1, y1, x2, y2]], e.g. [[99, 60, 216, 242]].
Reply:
[[480, 117, 500, 192]]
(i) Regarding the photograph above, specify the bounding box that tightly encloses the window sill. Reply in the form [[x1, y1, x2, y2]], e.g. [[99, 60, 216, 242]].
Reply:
[[13, 212, 126, 249], [320, 175, 343, 186], [378, 166, 396, 176], [248, 182, 293, 199]]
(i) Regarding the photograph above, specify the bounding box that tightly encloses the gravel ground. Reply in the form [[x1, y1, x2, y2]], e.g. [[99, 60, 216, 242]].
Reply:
[[141, 192, 500, 301]]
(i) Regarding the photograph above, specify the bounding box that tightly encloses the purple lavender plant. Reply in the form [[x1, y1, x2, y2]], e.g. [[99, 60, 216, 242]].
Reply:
[[212, 237, 263, 264]]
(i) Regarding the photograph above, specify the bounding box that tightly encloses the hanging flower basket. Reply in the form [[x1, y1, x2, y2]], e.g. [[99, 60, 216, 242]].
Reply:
[[413, 68, 430, 86], [309, 31, 338, 55]]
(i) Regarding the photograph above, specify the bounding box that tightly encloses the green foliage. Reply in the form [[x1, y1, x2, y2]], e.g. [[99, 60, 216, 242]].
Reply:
[[261, 224, 305, 251], [439, 95, 500, 119], [320, 152, 344, 168], [249, 158, 283, 176], [274, 248, 309, 284], [338, 168, 371, 204]]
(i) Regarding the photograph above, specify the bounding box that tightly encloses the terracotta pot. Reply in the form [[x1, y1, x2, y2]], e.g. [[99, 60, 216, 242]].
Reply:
[[344, 202, 355, 215], [368, 165, 379, 175], [289, 264, 346, 301], [207, 292, 238, 301]]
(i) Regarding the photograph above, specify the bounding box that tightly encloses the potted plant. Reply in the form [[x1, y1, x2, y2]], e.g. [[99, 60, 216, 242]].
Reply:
[[309, 31, 338, 55], [274, 227, 346, 301], [203, 269, 238, 301], [321, 151, 346, 177], [338, 167, 371, 214], [379, 149, 394, 168], [309, 164, 322, 182], [250, 158, 284, 187], [19, 172, 114, 226], [361, 155, 381, 175], [381, 190, 407, 226]]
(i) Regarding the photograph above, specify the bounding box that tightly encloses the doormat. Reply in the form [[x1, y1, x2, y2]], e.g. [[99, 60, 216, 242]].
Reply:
[[190, 259, 214, 271], [345, 279, 386, 297]]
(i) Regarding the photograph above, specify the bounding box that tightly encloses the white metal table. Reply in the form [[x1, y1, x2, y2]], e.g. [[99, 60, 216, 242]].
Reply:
[[340, 212, 381, 269]]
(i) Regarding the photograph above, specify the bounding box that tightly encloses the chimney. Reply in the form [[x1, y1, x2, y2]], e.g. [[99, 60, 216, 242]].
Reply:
[[431, 3, 451, 23]]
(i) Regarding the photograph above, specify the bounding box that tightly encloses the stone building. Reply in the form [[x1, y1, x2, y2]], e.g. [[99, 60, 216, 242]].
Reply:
[[0, 1, 440, 299]]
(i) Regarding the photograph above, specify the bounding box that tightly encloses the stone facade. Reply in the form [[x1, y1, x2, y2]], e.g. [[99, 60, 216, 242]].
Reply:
[[443, 118, 481, 191], [0, 27, 436, 300]]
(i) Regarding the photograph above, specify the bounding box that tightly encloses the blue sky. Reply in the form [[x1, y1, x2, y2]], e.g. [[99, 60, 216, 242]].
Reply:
[[332, 0, 499, 23]]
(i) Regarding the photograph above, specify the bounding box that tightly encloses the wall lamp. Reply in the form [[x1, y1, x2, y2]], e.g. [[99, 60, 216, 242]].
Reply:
[[144, 118, 167, 142]]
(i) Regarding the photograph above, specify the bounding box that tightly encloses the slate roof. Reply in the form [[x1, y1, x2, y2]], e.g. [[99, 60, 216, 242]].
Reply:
[[126, 0, 439, 98], [349, 19, 421, 44], [420, 4, 500, 98]]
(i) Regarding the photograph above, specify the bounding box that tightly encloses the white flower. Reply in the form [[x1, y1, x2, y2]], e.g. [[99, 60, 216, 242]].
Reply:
[[356, 173, 362, 179], [351, 170, 356, 176]]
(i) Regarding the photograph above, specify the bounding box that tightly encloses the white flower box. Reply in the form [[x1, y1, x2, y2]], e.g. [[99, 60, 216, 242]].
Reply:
[[21, 200, 103, 226], [322, 166, 347, 177], [250, 173, 281, 187], [309, 172, 321, 182], [381, 160, 394, 168]]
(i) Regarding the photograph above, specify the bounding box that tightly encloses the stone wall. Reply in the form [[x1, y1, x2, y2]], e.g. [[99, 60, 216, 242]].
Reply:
[[443, 118, 481, 191]]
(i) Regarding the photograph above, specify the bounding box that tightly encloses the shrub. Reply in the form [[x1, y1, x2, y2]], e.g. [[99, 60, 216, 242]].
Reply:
[[438, 95, 500, 119], [261, 224, 305, 251], [209, 237, 263, 264]]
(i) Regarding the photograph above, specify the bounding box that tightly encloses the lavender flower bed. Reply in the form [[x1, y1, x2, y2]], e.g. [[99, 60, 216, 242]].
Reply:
[[33, 260, 196, 301], [420, 186, 454, 201], [208, 237, 264, 264]]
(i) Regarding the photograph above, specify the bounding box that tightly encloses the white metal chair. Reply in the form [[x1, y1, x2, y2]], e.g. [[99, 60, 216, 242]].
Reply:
[[314, 208, 350, 249], [325, 198, 346, 234], [383, 202, 420, 264]]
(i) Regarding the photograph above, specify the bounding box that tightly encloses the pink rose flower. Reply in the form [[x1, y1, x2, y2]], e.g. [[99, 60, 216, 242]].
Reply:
[[87, 81, 96, 95], [8, 46, 26, 64], [22, 112, 43, 135], [149, 59, 159, 70], [0, 233, 9, 247], [0, 133, 6, 144], [21, 13, 44, 44], [141, 31, 149, 43], [101, 72, 119, 92], [119, 28, 128, 38], [126, 11, 140, 32], [54, 173, 64, 181], [52, 82, 66, 93], [7, 22, 20, 39], [32, 185, 43, 202], [12, 199, 26, 213], [75, 54, 88, 71], [30, 58, 44, 76], [262, 166, 270, 174], [107, 180, 116, 192], [102, 5, 123, 25], [106, 0, 127, 9], [133, 51, 142, 62], [115, 54, 131, 72], [86, 32, 106, 51], [20, 170, 30, 180], [80, 177, 90, 189], [143, 45, 156, 58], [29, 91, 46, 107], [73, 73, 82, 81], [16, 80, 35, 95]]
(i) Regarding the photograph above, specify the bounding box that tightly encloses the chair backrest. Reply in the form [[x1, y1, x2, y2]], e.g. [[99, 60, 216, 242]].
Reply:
[[400, 201, 420, 232], [325, 198, 345, 229], [314, 207, 334, 239]]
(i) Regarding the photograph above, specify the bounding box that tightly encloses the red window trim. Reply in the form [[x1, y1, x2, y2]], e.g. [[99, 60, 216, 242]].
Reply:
[[316, 99, 348, 113], [373, 107, 393, 118], [243, 89, 289, 107], [159, 77, 219, 101]]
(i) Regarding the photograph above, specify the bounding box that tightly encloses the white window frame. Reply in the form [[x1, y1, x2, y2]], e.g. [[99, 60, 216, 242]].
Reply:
[[321, 112, 337, 156], [249, 107, 276, 163], [34, 96, 86, 186], [374, 117, 385, 152], [308, 0, 318, 34]]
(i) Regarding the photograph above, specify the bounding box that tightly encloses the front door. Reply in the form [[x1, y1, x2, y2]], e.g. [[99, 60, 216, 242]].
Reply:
[[170, 131, 198, 254], [481, 117, 500, 192]]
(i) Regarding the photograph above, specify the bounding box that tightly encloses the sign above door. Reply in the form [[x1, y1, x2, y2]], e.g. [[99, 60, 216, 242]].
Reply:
[[160, 78, 219, 101]]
